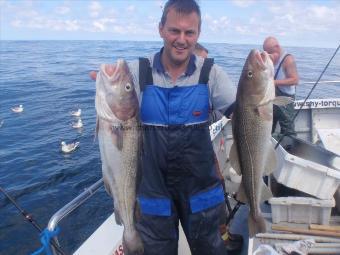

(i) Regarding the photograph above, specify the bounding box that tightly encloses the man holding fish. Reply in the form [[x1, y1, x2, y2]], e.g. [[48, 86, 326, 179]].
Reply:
[[93, 0, 286, 254]]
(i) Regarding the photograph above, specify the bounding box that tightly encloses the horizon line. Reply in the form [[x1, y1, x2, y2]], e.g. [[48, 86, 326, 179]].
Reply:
[[0, 39, 335, 49]]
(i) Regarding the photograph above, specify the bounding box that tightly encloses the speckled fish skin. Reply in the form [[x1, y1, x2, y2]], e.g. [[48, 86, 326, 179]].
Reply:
[[230, 49, 276, 237], [95, 59, 143, 255]]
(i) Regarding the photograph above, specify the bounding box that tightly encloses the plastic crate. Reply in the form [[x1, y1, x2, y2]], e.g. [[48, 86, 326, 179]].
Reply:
[[269, 197, 334, 225], [273, 140, 340, 199]]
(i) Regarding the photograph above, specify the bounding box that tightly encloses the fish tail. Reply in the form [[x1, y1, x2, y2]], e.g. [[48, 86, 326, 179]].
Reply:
[[94, 117, 99, 142], [123, 228, 144, 255], [248, 214, 266, 237]]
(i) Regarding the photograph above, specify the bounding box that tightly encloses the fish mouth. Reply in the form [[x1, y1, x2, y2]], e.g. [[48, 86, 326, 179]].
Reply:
[[101, 59, 128, 79], [253, 50, 269, 70]]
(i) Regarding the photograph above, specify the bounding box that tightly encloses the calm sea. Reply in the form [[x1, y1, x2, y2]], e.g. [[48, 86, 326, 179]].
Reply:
[[0, 41, 339, 255]]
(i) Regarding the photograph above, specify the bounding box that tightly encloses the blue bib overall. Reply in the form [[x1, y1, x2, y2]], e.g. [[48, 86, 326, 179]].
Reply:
[[136, 58, 227, 255]]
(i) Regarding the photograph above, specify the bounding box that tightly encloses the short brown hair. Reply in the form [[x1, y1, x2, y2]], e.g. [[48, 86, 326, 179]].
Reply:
[[160, 0, 201, 31]]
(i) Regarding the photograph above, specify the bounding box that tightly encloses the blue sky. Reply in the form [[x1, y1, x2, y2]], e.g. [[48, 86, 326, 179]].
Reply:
[[1, 0, 340, 48]]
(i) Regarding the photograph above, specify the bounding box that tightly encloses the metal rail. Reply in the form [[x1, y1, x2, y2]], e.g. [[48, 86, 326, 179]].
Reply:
[[300, 80, 340, 84], [47, 178, 104, 254]]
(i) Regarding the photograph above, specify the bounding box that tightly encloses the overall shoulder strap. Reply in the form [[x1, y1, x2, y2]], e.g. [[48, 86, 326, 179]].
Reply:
[[198, 58, 214, 84], [274, 54, 291, 79], [139, 57, 153, 92]]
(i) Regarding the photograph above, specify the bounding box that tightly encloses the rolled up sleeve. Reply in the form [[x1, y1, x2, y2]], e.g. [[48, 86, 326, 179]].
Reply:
[[208, 64, 236, 114]]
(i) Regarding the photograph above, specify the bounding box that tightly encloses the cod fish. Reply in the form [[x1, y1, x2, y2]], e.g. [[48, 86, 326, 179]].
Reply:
[[95, 59, 143, 255], [229, 49, 291, 237]]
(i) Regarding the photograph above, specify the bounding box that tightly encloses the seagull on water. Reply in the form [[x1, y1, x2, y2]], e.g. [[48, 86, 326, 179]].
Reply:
[[11, 105, 24, 113], [61, 141, 80, 153], [72, 118, 83, 129], [71, 108, 81, 117], [0, 120, 4, 128]]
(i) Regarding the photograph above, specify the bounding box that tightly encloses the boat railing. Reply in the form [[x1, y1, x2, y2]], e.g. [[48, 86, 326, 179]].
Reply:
[[300, 80, 340, 84], [47, 178, 104, 255]]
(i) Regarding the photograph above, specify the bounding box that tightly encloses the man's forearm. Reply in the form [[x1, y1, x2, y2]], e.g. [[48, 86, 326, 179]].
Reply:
[[275, 77, 299, 86]]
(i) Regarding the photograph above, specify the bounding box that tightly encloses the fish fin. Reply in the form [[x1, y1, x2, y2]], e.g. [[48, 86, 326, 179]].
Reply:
[[264, 146, 277, 175], [248, 214, 266, 237], [114, 211, 122, 226], [112, 126, 124, 150], [123, 228, 144, 255], [256, 100, 271, 107], [256, 105, 273, 121], [272, 96, 293, 106], [260, 181, 273, 203], [236, 182, 248, 204], [229, 143, 241, 175], [103, 177, 113, 197], [94, 117, 99, 142], [114, 200, 122, 225]]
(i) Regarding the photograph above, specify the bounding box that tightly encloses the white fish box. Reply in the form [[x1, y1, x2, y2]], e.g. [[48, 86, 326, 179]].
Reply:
[[269, 197, 335, 225], [273, 140, 340, 199]]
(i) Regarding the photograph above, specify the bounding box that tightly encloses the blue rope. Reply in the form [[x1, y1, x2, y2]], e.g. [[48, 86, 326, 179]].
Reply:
[[31, 227, 61, 255]]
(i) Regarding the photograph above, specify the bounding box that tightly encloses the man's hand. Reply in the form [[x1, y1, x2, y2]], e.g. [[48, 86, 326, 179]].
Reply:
[[89, 71, 97, 81]]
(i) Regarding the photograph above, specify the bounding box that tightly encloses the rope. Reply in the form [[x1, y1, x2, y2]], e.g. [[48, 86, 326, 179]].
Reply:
[[31, 227, 61, 255]]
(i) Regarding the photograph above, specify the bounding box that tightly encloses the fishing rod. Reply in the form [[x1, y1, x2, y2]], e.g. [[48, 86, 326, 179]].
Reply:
[[275, 43, 340, 149], [0, 185, 67, 255]]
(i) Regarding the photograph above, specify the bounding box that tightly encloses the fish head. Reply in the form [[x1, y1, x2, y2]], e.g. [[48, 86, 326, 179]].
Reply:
[[99, 59, 138, 122], [237, 49, 274, 104]]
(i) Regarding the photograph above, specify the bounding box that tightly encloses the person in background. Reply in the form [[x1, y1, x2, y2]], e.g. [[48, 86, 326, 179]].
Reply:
[[263, 36, 299, 138], [91, 1, 236, 254], [194, 42, 209, 58], [194, 42, 243, 252]]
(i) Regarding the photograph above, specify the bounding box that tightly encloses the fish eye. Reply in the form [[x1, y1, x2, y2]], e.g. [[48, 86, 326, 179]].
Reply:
[[247, 71, 253, 78], [125, 83, 132, 92]]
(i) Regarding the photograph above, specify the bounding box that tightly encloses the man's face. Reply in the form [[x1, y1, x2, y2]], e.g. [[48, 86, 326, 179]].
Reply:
[[159, 8, 200, 66], [263, 40, 280, 65]]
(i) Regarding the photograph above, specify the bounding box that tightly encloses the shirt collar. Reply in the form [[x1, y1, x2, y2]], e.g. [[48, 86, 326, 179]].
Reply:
[[153, 47, 197, 76]]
